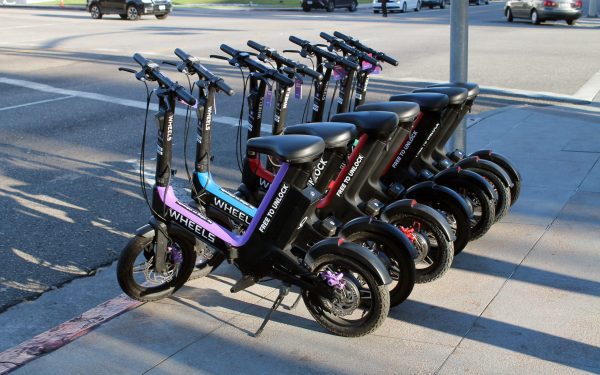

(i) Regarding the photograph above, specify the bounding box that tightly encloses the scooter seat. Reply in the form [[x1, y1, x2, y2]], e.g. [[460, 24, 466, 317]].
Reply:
[[246, 135, 325, 164], [389, 93, 449, 112], [413, 87, 468, 106], [355, 101, 420, 123], [330, 111, 398, 139], [284, 123, 357, 149], [428, 82, 480, 100]]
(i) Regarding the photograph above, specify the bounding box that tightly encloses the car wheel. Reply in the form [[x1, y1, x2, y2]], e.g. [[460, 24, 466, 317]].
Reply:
[[119, 13, 127, 19], [400, 2, 407, 12], [566, 19, 576, 25], [530, 9, 540, 24], [326, 0, 334, 12], [505, 7, 513, 21], [302, 3, 311, 11], [374, 9, 380, 13], [155, 13, 168, 19], [90, 4, 102, 19], [127, 4, 140, 20], [415, 0, 420, 11], [348, 0, 357, 11], [439, 0, 445, 8]]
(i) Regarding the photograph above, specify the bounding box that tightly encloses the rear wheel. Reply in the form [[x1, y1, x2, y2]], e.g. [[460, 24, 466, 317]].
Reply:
[[326, 0, 335, 12], [439, 0, 445, 8], [458, 184, 495, 240], [343, 230, 416, 306], [155, 13, 168, 19], [401, 2, 407, 12], [531, 9, 541, 24], [302, 255, 390, 337], [117, 231, 196, 302], [420, 196, 471, 256], [127, 4, 141, 20], [506, 8, 513, 22], [415, 0, 420, 11], [302, 3, 311, 11], [566, 19, 576, 25], [90, 4, 102, 19], [386, 211, 454, 283], [469, 168, 511, 222], [348, 0, 358, 11]]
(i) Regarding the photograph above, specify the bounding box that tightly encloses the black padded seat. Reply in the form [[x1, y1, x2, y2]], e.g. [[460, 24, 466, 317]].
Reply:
[[247, 135, 325, 164], [283, 123, 357, 149], [330, 111, 398, 139], [413, 87, 468, 106], [355, 102, 420, 123], [389, 93, 449, 112], [428, 82, 480, 100]]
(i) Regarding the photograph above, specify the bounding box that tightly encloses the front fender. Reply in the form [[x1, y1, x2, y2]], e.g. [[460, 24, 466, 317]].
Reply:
[[456, 156, 514, 188], [339, 216, 418, 259], [305, 237, 392, 285], [470, 150, 521, 187], [404, 181, 473, 218], [433, 166, 497, 201], [379, 199, 455, 242]]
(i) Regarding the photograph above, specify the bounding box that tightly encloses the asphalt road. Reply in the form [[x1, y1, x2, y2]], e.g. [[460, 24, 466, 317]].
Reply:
[[0, 2, 599, 311]]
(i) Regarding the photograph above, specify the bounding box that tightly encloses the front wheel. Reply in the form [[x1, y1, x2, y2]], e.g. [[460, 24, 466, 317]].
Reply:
[[127, 5, 141, 20], [566, 19, 576, 25], [117, 230, 196, 302], [468, 168, 511, 222], [439, 0, 445, 8], [420, 196, 471, 256], [90, 4, 102, 19], [506, 8, 513, 22], [348, 0, 357, 11], [155, 13, 168, 19], [386, 212, 454, 283], [531, 9, 540, 24], [302, 255, 390, 337], [453, 183, 495, 240], [302, 3, 311, 11], [326, 0, 335, 12], [415, 0, 420, 11], [343, 230, 416, 306]]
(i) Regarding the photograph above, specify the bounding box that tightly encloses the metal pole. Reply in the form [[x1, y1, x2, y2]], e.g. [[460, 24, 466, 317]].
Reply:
[[448, 0, 468, 153], [589, 0, 598, 18]]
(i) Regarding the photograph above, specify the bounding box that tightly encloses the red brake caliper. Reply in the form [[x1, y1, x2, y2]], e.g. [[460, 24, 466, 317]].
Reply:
[[400, 226, 416, 243]]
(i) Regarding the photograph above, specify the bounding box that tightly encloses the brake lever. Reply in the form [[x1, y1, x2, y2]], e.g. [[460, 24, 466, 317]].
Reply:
[[282, 50, 301, 54], [209, 54, 229, 61], [161, 60, 178, 67], [118, 67, 137, 74]]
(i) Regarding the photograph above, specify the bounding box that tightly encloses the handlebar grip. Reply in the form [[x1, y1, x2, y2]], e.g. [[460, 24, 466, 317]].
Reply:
[[217, 80, 235, 96], [363, 54, 380, 67], [175, 86, 197, 107], [220, 44, 238, 57], [340, 57, 360, 71], [247, 40, 266, 52], [333, 31, 351, 41], [133, 53, 150, 68], [289, 35, 306, 47], [382, 54, 399, 66], [319, 32, 334, 42], [174, 48, 191, 62], [298, 65, 323, 81], [273, 71, 294, 87]]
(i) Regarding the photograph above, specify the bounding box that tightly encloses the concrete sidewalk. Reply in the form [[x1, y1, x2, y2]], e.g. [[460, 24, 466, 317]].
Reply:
[[6, 103, 600, 374]]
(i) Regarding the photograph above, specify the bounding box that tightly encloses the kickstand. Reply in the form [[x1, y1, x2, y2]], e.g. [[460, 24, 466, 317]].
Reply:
[[283, 292, 302, 311], [253, 285, 289, 338]]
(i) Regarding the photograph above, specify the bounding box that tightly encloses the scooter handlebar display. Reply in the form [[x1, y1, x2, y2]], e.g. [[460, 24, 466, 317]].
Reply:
[[288, 35, 360, 71], [332, 31, 399, 66], [174, 48, 235, 96], [132, 53, 197, 107]]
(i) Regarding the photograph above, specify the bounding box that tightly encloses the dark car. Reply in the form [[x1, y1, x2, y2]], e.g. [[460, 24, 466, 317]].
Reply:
[[301, 0, 358, 12], [88, 0, 171, 20], [470, 0, 489, 4], [421, 0, 445, 8], [505, 0, 582, 25]]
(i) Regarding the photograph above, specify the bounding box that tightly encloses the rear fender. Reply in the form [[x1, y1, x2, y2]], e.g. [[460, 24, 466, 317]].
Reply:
[[455, 156, 513, 188], [339, 216, 418, 259], [404, 181, 473, 218], [470, 150, 521, 187], [380, 199, 455, 242], [305, 237, 392, 285], [433, 166, 497, 201]]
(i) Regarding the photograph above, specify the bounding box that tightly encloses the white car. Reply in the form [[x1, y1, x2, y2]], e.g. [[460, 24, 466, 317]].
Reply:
[[373, 0, 421, 13]]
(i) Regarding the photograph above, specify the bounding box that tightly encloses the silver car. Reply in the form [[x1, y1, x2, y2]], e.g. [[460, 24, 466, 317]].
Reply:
[[505, 0, 582, 25]]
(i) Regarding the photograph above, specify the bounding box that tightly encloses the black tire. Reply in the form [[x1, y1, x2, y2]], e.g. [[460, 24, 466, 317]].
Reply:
[[531, 9, 540, 24], [429, 5, 433, 8], [566, 19, 576, 25], [469, 168, 511, 223], [419, 196, 471, 256], [401, 2, 407, 12], [385, 212, 454, 283], [506, 7, 513, 22], [117, 231, 196, 302], [439, 0, 445, 9], [343, 230, 416, 307], [90, 4, 102, 19], [119, 14, 127, 19], [326, 0, 335, 12], [415, 0, 420, 11], [302, 4, 311, 11], [348, 0, 358, 11], [302, 255, 390, 337], [374, 9, 380, 13], [451, 182, 495, 240], [187, 246, 226, 281], [155, 13, 168, 19], [127, 4, 141, 20]]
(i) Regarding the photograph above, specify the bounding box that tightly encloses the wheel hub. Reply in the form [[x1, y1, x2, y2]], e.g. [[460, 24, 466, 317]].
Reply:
[[324, 274, 361, 317], [412, 231, 431, 263]]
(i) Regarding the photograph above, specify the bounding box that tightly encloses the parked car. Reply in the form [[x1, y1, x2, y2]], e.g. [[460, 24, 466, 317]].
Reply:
[[301, 0, 358, 12], [87, 0, 171, 20], [373, 0, 421, 13], [470, 0, 489, 4], [505, 0, 583, 25], [421, 0, 444, 8]]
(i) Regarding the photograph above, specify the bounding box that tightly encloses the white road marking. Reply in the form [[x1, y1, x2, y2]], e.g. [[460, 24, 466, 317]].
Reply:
[[573, 69, 600, 102], [0, 95, 75, 112], [0, 23, 57, 31], [0, 77, 273, 132]]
